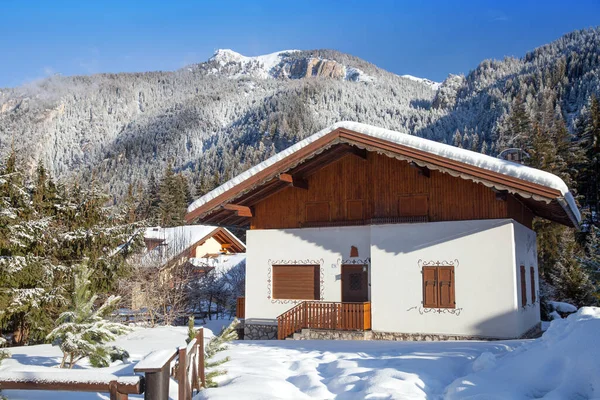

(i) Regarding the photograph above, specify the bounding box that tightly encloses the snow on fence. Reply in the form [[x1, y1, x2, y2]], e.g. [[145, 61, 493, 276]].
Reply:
[[0, 370, 143, 400], [134, 327, 206, 400], [0, 328, 206, 400]]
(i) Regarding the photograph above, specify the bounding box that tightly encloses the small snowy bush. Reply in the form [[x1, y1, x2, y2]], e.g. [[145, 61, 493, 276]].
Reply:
[[46, 265, 131, 368]]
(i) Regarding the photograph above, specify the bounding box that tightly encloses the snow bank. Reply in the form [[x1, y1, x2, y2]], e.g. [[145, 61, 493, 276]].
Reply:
[[187, 121, 580, 224], [548, 300, 578, 313], [445, 307, 600, 399]]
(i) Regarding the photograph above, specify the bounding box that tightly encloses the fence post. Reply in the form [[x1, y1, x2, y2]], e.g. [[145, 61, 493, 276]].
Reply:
[[197, 328, 205, 389], [141, 363, 170, 400], [177, 347, 187, 400]]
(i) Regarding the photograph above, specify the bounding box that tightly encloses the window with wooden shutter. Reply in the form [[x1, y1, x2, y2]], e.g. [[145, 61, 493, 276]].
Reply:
[[437, 266, 455, 308], [422, 265, 455, 308], [520, 265, 527, 307], [399, 195, 429, 217], [530, 266, 536, 304], [272, 265, 319, 300], [422, 267, 438, 307]]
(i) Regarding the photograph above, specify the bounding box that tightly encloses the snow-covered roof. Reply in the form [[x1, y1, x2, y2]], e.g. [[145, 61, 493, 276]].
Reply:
[[187, 122, 580, 226], [141, 225, 244, 268]]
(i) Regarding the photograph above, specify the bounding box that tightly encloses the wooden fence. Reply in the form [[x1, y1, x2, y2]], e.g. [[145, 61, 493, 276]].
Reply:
[[0, 327, 206, 400], [0, 372, 143, 400], [277, 301, 371, 340], [134, 327, 206, 400]]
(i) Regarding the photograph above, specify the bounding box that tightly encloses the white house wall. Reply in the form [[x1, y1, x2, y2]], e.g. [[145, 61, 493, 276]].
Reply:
[[513, 221, 540, 336], [371, 219, 523, 338], [245, 226, 371, 324], [246, 219, 532, 339]]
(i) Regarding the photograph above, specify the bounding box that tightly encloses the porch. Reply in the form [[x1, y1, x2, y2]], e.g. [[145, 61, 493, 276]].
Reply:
[[277, 301, 372, 340]]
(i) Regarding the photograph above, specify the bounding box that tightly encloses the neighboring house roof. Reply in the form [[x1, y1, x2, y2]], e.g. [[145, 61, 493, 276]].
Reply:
[[185, 121, 580, 228], [141, 225, 245, 269]]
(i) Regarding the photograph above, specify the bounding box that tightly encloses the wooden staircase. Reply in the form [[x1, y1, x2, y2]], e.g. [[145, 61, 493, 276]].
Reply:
[[276, 301, 371, 340]]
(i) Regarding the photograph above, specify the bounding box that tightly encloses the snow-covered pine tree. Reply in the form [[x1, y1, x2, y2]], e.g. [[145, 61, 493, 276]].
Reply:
[[0, 151, 69, 344], [46, 264, 131, 368], [204, 319, 239, 388]]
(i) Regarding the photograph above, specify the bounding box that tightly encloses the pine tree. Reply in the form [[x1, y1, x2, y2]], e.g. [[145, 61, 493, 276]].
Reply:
[[542, 212, 596, 308], [46, 265, 130, 368], [576, 95, 600, 223], [156, 163, 191, 227], [0, 152, 68, 344], [501, 95, 532, 150], [203, 319, 238, 388]]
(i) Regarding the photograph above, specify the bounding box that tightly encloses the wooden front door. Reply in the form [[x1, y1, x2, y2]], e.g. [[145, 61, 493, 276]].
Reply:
[[341, 265, 369, 302]]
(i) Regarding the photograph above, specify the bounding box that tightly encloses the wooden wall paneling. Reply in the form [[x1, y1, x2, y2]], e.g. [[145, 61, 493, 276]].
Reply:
[[251, 152, 514, 230]]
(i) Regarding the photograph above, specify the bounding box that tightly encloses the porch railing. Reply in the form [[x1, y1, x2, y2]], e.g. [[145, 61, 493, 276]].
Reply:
[[277, 301, 371, 340]]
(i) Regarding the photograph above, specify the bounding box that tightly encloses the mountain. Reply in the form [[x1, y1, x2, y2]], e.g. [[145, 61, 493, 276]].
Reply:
[[1, 29, 599, 200]]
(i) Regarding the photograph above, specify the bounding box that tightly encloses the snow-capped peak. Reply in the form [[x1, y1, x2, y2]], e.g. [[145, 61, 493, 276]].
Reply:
[[401, 74, 441, 90], [205, 49, 374, 83], [208, 49, 299, 79]]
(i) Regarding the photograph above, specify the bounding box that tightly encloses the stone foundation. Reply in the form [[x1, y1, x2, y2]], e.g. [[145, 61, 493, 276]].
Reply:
[[244, 323, 278, 340], [243, 323, 542, 341], [295, 329, 522, 341], [519, 322, 542, 339]]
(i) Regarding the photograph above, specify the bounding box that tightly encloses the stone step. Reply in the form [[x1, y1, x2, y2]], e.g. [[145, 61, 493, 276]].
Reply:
[[292, 332, 304, 340]]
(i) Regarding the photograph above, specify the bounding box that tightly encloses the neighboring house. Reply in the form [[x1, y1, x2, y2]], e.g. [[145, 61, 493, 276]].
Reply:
[[142, 225, 245, 272], [131, 225, 246, 310], [184, 122, 580, 341]]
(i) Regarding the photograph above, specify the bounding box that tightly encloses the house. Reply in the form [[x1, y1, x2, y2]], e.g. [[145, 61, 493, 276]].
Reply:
[[142, 225, 246, 272], [184, 122, 580, 341], [131, 225, 246, 310]]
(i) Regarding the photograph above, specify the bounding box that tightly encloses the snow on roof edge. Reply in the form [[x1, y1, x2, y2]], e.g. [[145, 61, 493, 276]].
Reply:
[[187, 122, 580, 224]]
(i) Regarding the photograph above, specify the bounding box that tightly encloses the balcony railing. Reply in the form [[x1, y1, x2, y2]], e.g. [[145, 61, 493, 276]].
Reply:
[[277, 301, 371, 340]]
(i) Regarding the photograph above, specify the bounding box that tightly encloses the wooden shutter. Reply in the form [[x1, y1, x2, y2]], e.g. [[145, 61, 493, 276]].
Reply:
[[530, 266, 536, 304], [306, 202, 330, 222], [520, 265, 527, 307], [346, 200, 364, 220], [272, 265, 319, 300], [422, 267, 438, 307], [399, 195, 429, 217], [437, 266, 455, 308]]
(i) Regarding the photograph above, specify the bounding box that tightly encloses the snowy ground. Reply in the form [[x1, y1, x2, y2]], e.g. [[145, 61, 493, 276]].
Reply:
[[0, 318, 231, 400], [2, 309, 599, 399]]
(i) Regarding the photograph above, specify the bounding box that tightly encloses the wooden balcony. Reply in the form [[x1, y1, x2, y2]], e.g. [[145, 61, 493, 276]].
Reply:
[[277, 301, 371, 340]]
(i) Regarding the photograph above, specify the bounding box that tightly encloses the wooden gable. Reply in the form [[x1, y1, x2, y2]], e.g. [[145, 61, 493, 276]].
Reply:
[[250, 152, 534, 229], [185, 127, 576, 228]]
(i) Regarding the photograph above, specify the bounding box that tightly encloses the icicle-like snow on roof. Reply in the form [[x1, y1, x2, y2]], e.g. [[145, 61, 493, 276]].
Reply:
[[187, 122, 580, 223]]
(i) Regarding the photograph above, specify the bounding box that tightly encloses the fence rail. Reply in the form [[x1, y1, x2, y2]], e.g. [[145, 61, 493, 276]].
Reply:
[[0, 372, 143, 400], [277, 301, 371, 340]]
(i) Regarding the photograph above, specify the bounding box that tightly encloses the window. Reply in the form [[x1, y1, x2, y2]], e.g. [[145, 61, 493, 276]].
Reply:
[[422, 265, 455, 308], [520, 265, 527, 307], [530, 266, 536, 304], [272, 265, 319, 300]]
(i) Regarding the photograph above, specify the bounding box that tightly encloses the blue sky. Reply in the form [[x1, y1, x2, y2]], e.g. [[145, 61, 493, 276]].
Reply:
[[1, 0, 599, 88]]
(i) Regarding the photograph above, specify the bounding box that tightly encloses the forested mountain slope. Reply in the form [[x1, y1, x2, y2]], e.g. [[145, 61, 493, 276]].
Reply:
[[1, 28, 599, 200]]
